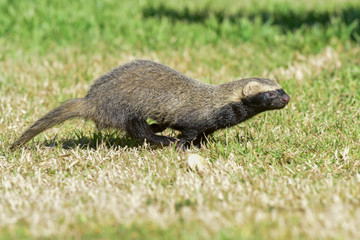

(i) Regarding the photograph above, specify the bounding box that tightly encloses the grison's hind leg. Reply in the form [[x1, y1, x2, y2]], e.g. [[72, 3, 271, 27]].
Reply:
[[125, 118, 177, 146]]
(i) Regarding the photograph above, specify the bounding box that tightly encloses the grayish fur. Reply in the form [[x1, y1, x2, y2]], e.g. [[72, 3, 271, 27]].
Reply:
[[11, 60, 289, 149]]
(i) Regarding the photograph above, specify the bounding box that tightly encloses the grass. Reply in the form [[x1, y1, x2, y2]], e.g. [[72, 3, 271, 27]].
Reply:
[[1, 0, 360, 239]]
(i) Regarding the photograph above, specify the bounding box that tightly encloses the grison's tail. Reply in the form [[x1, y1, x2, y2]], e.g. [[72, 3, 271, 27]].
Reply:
[[11, 98, 87, 149]]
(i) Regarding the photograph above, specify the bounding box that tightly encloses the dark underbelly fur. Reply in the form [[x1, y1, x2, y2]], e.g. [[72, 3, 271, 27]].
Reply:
[[122, 101, 259, 149]]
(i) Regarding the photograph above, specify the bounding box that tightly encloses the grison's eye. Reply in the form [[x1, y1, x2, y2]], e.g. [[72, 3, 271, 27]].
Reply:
[[265, 91, 277, 98]]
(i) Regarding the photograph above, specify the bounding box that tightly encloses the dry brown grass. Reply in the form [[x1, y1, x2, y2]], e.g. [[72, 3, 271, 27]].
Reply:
[[1, 43, 360, 239], [266, 46, 342, 81]]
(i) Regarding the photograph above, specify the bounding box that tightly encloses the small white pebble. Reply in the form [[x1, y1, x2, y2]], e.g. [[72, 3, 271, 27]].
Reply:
[[187, 153, 208, 172]]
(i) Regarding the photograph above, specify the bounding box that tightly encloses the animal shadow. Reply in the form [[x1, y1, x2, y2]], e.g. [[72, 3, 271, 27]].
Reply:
[[44, 131, 143, 150]]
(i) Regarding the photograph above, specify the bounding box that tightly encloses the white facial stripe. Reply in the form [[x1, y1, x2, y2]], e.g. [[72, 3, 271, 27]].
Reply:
[[228, 80, 282, 103], [244, 81, 281, 97], [252, 85, 281, 93]]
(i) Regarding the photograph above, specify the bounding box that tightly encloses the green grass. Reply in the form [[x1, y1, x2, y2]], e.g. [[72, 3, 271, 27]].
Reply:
[[1, 0, 360, 239]]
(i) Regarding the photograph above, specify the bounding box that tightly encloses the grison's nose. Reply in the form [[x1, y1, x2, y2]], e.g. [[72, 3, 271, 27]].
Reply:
[[281, 94, 290, 104]]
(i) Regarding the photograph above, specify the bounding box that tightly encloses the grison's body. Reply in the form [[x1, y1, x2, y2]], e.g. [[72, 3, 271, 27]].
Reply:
[[11, 60, 290, 149]]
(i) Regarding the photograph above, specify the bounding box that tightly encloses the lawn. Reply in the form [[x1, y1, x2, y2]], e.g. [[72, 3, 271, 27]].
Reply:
[[1, 0, 360, 239]]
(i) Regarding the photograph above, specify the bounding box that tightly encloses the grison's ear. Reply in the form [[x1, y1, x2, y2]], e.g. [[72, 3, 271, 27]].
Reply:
[[243, 81, 262, 97]]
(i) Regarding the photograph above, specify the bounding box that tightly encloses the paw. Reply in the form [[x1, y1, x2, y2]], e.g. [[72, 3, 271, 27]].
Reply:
[[175, 140, 190, 151]]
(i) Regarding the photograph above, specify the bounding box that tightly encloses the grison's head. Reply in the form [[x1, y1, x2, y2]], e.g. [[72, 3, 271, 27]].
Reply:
[[240, 78, 290, 111]]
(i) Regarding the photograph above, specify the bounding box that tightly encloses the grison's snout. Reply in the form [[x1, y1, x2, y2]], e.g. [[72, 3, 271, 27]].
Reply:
[[281, 94, 290, 104]]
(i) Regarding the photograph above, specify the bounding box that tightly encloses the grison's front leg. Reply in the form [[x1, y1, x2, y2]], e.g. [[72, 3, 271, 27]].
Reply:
[[125, 118, 177, 146], [149, 123, 168, 133], [175, 128, 200, 150]]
